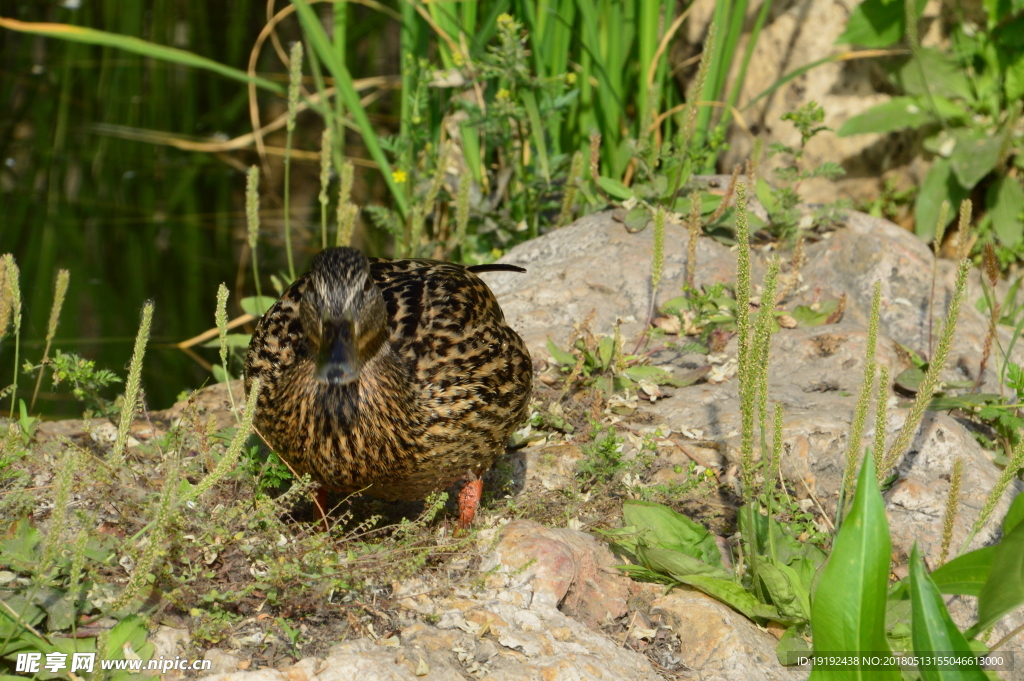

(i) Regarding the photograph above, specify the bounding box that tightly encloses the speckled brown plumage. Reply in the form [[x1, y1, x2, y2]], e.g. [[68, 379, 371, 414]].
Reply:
[[244, 247, 532, 505]]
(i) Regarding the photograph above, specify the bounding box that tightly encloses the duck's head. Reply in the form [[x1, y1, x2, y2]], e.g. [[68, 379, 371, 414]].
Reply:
[[299, 247, 387, 386]]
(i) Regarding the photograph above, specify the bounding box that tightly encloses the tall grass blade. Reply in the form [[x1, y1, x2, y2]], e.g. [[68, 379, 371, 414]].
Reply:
[[0, 17, 282, 93], [292, 0, 408, 218]]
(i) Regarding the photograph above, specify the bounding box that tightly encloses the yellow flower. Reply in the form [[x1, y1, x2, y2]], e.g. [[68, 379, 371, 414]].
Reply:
[[496, 88, 510, 101], [566, 72, 577, 85], [392, 170, 407, 184]]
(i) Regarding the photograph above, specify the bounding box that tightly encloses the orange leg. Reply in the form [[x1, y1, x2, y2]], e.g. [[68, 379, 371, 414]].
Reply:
[[457, 477, 484, 529]]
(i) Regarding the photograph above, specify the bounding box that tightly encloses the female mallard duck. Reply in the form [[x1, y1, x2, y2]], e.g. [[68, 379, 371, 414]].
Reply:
[[244, 247, 532, 527]]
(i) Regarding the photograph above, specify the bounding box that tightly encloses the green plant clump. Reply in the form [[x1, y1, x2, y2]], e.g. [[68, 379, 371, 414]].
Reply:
[[838, 0, 1024, 256]]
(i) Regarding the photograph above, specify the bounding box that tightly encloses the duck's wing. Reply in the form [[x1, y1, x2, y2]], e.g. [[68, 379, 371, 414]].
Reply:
[[368, 258, 523, 371]]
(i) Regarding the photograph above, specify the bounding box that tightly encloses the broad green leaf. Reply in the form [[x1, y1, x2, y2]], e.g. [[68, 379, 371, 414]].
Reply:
[[777, 623, 813, 666], [931, 547, 995, 596], [968, 518, 1024, 637], [994, 13, 1024, 48], [621, 499, 723, 566], [837, 0, 926, 48], [895, 366, 926, 393], [986, 176, 1024, 247], [546, 339, 577, 366], [673, 193, 723, 216], [0, 518, 41, 568], [809, 455, 900, 681], [624, 206, 649, 231], [597, 176, 635, 200], [675, 574, 784, 622], [660, 296, 688, 313], [838, 97, 960, 136], [598, 336, 614, 369], [886, 581, 914, 643], [1003, 46, 1024, 101], [635, 544, 731, 580], [894, 48, 973, 100], [950, 131, 1003, 189], [909, 544, 987, 681], [202, 333, 252, 350], [623, 364, 691, 387], [240, 296, 277, 317], [790, 300, 839, 328], [915, 159, 968, 242], [211, 364, 232, 383], [0, 18, 282, 93], [759, 561, 811, 621], [1003, 491, 1024, 534], [755, 177, 778, 213], [104, 615, 150, 659]]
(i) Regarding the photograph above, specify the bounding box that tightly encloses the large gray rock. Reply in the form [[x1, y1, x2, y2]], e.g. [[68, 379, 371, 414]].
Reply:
[[486, 207, 1023, 677]]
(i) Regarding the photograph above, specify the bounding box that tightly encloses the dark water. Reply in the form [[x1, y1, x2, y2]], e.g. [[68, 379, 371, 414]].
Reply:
[[1, 2, 359, 417]]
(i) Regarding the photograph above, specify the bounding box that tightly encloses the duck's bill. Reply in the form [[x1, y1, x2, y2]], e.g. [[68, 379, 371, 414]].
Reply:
[[315, 318, 361, 385]]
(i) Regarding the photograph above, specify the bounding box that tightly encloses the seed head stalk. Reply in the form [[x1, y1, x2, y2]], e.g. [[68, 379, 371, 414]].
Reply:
[[246, 166, 264, 305], [284, 41, 304, 281]]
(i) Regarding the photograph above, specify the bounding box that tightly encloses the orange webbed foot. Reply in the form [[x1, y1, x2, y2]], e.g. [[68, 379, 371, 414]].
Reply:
[[457, 477, 484, 529]]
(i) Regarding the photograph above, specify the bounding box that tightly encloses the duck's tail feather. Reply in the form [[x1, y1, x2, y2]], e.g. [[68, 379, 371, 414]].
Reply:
[[466, 264, 527, 274]]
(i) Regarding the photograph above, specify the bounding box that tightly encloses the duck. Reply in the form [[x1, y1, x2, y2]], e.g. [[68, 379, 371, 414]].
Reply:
[[244, 247, 532, 527]]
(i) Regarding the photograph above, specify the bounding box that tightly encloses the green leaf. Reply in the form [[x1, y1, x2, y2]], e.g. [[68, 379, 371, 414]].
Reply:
[[987, 176, 1024, 247], [546, 339, 577, 366], [895, 366, 926, 393], [931, 547, 995, 596], [624, 206, 649, 231], [598, 336, 614, 370], [240, 296, 277, 317], [1002, 47, 1024, 101], [597, 176, 635, 200], [915, 158, 968, 242], [520, 90, 550, 184], [635, 544, 731, 580], [927, 393, 1001, 412], [0, 518, 41, 569], [0, 17, 282, 94], [894, 48, 973, 100], [837, 0, 926, 48], [838, 97, 959, 136], [621, 499, 723, 566], [104, 614, 150, 659], [968, 517, 1024, 637], [950, 131, 1003, 189], [777, 623, 813, 666], [790, 300, 839, 328], [1003, 491, 1024, 534], [202, 333, 252, 350], [675, 574, 784, 622], [759, 562, 811, 621], [755, 177, 778, 214], [623, 364, 692, 386], [909, 543, 987, 680], [809, 455, 900, 681]]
